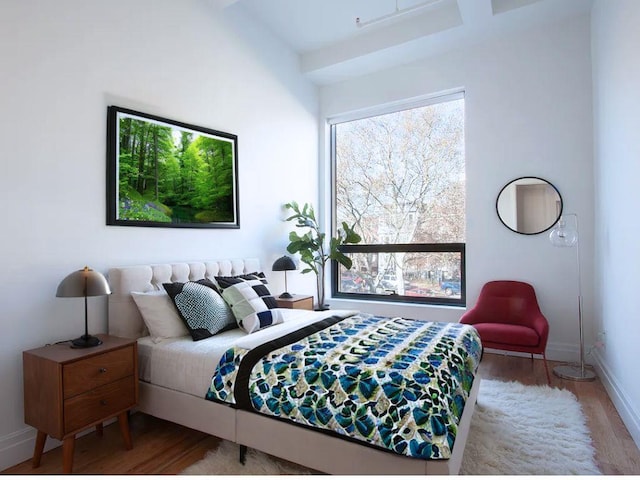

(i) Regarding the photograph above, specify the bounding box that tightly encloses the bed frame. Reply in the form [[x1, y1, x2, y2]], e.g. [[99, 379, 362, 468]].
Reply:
[[107, 259, 479, 475]]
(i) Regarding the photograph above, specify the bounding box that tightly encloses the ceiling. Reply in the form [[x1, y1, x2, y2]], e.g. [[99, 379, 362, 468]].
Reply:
[[223, 0, 592, 85]]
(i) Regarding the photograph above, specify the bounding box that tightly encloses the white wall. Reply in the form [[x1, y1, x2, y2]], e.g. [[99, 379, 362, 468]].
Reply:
[[592, 0, 640, 447], [0, 0, 318, 469], [321, 15, 595, 359]]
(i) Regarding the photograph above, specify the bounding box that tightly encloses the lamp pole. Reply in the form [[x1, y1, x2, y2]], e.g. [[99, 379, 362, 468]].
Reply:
[[551, 213, 595, 381]]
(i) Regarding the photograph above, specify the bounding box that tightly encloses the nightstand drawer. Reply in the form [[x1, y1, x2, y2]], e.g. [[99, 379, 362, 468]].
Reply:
[[63, 375, 136, 433], [63, 346, 135, 398]]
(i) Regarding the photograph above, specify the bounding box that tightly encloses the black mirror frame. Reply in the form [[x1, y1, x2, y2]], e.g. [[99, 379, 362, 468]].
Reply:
[[496, 176, 563, 235]]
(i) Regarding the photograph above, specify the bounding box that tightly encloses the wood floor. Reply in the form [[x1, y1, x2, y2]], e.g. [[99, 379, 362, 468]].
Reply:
[[4, 353, 640, 475]]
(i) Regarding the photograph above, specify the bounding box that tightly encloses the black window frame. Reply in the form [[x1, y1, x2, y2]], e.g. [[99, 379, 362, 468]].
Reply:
[[329, 93, 466, 307], [331, 243, 466, 307]]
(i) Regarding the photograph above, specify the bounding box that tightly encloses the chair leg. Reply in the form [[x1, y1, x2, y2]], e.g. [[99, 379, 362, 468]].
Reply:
[[542, 352, 551, 385]]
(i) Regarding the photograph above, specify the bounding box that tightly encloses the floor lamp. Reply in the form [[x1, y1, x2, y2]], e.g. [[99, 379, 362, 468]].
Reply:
[[548, 214, 596, 381]]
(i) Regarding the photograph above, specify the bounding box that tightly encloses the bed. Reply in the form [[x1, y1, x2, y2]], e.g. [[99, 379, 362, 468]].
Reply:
[[107, 258, 481, 475]]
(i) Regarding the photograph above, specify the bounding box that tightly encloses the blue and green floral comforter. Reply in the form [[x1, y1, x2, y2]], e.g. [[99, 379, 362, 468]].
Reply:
[[206, 313, 482, 460]]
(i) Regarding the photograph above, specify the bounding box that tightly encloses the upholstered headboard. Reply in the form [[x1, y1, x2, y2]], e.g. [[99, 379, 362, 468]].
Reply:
[[107, 258, 261, 339]]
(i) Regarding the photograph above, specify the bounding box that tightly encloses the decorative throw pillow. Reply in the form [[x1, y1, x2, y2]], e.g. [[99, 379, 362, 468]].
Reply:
[[221, 281, 285, 334], [131, 290, 189, 343], [215, 272, 278, 309], [163, 279, 236, 341]]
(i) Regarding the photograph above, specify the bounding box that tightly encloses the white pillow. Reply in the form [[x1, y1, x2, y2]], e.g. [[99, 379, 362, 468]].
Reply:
[[131, 290, 189, 343]]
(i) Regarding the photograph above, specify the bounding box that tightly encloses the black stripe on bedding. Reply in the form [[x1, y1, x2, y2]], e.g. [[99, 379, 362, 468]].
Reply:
[[234, 314, 348, 411]]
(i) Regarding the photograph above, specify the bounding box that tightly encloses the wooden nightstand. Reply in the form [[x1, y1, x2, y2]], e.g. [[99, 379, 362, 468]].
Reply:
[[23, 334, 138, 473], [276, 294, 314, 310]]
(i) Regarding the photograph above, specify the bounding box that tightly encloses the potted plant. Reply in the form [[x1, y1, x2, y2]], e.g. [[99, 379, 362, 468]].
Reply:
[[284, 201, 361, 310]]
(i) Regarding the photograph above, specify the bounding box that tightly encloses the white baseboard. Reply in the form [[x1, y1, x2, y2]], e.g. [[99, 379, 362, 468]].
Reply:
[[546, 341, 580, 363], [0, 426, 61, 472], [592, 349, 640, 450], [0, 419, 117, 472], [485, 342, 578, 363]]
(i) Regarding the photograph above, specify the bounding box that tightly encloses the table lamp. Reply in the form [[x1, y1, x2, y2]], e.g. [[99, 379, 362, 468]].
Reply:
[[271, 255, 297, 298], [56, 266, 111, 348]]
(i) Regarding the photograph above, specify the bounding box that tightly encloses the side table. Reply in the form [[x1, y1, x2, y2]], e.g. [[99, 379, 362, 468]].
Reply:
[[275, 294, 314, 310], [23, 334, 138, 473]]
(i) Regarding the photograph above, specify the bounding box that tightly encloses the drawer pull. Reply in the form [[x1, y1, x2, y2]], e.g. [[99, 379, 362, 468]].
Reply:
[[100, 399, 108, 406], [99, 368, 107, 373]]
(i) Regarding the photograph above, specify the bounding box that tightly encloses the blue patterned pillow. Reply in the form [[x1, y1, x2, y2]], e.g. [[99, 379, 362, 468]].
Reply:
[[163, 279, 236, 341]]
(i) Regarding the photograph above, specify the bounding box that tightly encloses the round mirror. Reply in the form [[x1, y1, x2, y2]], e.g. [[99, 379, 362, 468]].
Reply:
[[496, 176, 563, 235]]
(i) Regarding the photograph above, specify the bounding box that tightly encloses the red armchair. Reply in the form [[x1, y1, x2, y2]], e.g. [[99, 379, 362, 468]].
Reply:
[[459, 280, 550, 384]]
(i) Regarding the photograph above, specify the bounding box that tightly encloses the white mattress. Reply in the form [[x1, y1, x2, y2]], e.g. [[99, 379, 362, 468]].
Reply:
[[137, 308, 358, 397]]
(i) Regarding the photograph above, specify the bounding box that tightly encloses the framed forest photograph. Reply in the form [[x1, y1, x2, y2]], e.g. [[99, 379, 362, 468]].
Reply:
[[106, 106, 239, 228]]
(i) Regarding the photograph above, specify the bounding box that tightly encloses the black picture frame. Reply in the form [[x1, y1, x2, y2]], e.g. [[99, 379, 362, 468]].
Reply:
[[107, 106, 239, 228]]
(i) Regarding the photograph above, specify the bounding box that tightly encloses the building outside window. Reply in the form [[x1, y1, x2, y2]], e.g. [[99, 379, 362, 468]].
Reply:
[[331, 92, 466, 306]]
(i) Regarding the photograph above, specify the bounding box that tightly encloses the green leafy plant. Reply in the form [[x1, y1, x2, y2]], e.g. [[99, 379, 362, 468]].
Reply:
[[285, 201, 361, 309]]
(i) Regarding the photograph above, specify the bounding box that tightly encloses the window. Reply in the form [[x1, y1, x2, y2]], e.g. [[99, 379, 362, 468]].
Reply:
[[331, 93, 465, 306]]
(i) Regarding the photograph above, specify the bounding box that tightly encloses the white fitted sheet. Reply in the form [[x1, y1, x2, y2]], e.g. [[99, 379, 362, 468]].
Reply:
[[137, 308, 358, 397]]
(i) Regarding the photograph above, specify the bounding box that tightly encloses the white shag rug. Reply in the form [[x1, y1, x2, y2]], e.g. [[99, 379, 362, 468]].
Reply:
[[181, 379, 601, 475]]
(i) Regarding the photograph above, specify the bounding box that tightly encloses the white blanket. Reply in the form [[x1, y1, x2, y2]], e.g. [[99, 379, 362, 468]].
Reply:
[[137, 308, 358, 397]]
